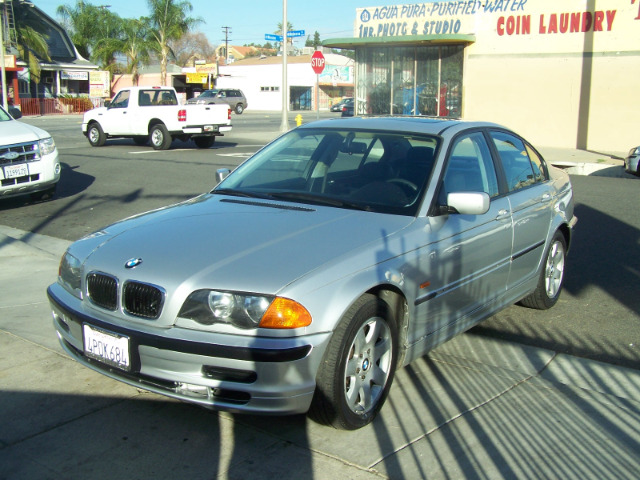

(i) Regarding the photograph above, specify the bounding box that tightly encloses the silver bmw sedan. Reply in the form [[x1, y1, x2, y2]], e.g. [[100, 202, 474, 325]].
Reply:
[[48, 116, 576, 430]]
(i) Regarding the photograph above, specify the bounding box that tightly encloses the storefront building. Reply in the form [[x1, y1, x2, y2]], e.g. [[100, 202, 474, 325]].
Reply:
[[325, 0, 640, 151]]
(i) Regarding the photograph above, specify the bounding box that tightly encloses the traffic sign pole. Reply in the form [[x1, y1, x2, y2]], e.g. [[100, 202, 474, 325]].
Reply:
[[310, 51, 326, 120]]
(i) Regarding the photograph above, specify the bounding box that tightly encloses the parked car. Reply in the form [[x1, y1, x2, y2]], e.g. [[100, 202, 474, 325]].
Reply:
[[341, 98, 354, 117], [187, 88, 248, 114], [0, 105, 60, 201], [624, 146, 640, 176], [331, 97, 353, 112], [48, 117, 576, 430]]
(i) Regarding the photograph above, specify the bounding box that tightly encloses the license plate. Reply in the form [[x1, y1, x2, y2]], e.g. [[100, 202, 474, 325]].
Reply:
[[4, 163, 28, 179], [83, 324, 131, 371]]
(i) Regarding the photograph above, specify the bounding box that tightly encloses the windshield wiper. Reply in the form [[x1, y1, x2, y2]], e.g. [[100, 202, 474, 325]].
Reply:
[[267, 192, 371, 211], [212, 188, 272, 200]]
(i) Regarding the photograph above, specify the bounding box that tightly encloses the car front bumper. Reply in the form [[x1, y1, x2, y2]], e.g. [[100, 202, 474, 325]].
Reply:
[[624, 154, 639, 175], [48, 284, 331, 415]]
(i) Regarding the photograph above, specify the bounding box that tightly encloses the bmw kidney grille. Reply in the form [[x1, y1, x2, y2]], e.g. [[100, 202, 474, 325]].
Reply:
[[87, 272, 164, 319]]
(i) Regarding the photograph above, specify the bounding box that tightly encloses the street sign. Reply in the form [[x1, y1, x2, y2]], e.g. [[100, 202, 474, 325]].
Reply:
[[311, 50, 326, 75], [265, 33, 283, 42], [287, 30, 305, 37]]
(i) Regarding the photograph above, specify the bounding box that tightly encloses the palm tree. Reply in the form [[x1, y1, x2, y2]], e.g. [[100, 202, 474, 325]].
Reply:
[[12, 1, 52, 99], [56, 1, 122, 68], [93, 17, 153, 84], [146, 0, 200, 85]]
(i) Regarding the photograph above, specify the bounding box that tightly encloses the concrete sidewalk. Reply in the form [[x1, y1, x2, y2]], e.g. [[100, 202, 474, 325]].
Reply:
[[1, 225, 639, 479]]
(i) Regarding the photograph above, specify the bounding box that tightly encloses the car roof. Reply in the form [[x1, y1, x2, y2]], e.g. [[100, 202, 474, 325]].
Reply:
[[298, 116, 508, 137]]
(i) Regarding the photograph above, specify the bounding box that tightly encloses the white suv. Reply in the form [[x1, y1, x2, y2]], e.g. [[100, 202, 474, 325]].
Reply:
[[0, 106, 60, 201]]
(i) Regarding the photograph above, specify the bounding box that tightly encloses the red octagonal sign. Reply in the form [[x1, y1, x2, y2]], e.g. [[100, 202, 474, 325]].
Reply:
[[311, 51, 325, 74]]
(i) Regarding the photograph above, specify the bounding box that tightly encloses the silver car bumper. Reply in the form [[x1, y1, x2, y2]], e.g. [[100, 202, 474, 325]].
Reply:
[[48, 284, 331, 415]]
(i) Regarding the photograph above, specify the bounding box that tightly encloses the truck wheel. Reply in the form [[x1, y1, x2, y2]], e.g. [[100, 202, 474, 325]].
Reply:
[[309, 294, 398, 430], [133, 135, 148, 146], [235, 104, 244, 114], [150, 124, 172, 150], [87, 123, 106, 147], [194, 137, 215, 149]]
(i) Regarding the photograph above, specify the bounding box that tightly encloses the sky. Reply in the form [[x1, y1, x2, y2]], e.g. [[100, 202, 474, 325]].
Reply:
[[36, 0, 408, 48]]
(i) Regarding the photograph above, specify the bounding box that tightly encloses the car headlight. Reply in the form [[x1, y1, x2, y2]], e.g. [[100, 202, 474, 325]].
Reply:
[[39, 137, 56, 156], [178, 290, 312, 330], [628, 146, 640, 156], [59, 251, 82, 298]]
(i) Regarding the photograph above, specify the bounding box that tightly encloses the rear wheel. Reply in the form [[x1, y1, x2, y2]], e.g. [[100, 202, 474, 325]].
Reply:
[[150, 124, 172, 150], [235, 104, 244, 114], [87, 123, 106, 147], [309, 294, 397, 430], [520, 231, 567, 310], [194, 136, 215, 149]]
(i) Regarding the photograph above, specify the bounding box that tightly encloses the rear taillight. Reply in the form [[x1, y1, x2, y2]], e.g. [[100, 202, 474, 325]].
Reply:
[[178, 109, 187, 122], [228, 108, 232, 120]]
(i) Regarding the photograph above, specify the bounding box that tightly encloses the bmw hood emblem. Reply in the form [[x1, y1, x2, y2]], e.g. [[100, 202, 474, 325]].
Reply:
[[125, 258, 143, 269]]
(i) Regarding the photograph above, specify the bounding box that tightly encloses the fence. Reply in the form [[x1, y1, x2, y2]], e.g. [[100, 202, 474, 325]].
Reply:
[[19, 97, 102, 116]]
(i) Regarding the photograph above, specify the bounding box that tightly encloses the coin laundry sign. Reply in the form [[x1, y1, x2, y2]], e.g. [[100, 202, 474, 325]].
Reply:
[[355, 0, 639, 53]]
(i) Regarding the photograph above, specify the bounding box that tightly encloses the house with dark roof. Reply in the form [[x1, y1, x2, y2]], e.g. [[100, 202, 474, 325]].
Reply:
[[1, 0, 99, 109]]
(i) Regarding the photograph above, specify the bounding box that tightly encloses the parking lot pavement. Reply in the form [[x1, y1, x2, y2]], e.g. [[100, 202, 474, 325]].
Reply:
[[1, 225, 639, 479]]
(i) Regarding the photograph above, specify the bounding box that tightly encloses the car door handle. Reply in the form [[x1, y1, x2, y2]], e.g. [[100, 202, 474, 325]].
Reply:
[[496, 209, 510, 219], [541, 193, 552, 202]]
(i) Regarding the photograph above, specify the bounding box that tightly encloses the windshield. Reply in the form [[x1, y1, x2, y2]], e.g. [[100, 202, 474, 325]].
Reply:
[[199, 90, 218, 98], [215, 128, 439, 216]]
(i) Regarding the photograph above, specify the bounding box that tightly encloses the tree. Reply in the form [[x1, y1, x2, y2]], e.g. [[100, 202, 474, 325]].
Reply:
[[56, 1, 122, 67], [146, 0, 201, 85], [276, 21, 294, 52], [305, 31, 321, 49], [13, 1, 52, 98], [168, 31, 215, 66], [93, 17, 154, 84]]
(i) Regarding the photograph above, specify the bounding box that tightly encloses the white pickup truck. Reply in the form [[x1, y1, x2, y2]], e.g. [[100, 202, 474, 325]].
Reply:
[[82, 86, 232, 150]]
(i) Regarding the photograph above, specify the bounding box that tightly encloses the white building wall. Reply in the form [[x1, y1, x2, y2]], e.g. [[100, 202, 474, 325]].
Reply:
[[217, 54, 353, 111]]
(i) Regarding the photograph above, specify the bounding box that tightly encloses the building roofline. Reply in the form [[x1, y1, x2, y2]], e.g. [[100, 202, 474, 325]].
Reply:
[[323, 34, 476, 49]]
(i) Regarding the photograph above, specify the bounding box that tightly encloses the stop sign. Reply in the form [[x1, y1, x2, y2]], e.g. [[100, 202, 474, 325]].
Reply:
[[311, 51, 325, 74]]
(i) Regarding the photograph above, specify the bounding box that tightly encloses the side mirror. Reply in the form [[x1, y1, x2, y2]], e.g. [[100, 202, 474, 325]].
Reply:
[[446, 192, 490, 215], [8, 107, 22, 119], [104, 100, 111, 108], [216, 168, 231, 184]]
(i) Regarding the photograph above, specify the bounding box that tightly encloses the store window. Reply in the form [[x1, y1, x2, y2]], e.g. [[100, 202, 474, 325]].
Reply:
[[356, 45, 464, 117]]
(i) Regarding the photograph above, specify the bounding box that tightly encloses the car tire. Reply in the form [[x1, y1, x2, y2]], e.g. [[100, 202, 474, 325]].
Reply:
[[87, 123, 106, 147], [150, 124, 172, 150], [194, 136, 215, 149], [235, 104, 244, 114], [520, 231, 567, 310], [309, 294, 397, 430], [133, 135, 148, 146]]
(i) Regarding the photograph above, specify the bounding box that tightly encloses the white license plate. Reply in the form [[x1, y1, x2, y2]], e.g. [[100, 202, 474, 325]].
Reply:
[[4, 163, 28, 179], [83, 324, 131, 371]]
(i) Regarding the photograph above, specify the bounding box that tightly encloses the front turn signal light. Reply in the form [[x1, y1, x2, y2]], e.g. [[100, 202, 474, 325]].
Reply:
[[259, 297, 312, 329]]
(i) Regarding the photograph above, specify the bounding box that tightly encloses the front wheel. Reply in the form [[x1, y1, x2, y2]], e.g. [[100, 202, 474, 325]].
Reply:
[[150, 124, 172, 150], [87, 123, 106, 147], [309, 294, 397, 430], [194, 136, 215, 149], [520, 231, 567, 310]]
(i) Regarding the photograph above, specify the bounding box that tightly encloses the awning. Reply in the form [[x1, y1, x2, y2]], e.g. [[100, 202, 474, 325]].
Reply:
[[323, 34, 476, 49]]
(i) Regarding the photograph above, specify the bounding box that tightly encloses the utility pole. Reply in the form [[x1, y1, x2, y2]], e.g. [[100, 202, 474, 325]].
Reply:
[[221, 26, 231, 63]]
